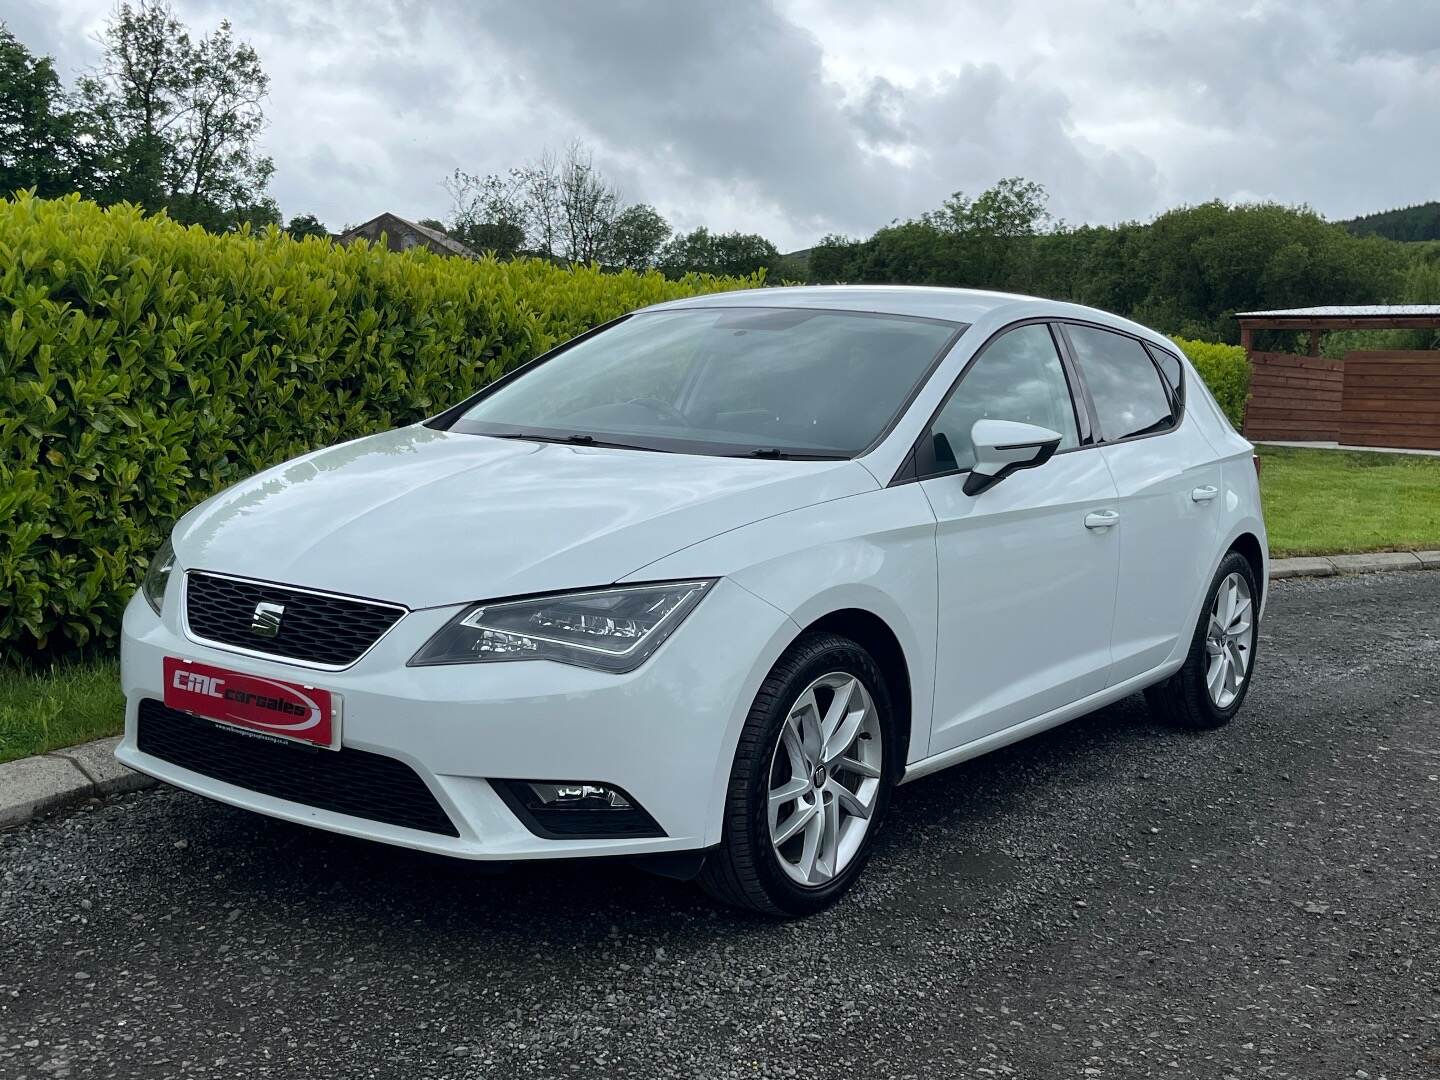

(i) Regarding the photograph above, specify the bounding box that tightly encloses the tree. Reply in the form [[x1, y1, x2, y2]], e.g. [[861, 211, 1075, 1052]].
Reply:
[[923, 177, 1050, 237], [514, 148, 561, 260], [284, 212, 328, 238], [0, 24, 75, 198], [710, 230, 780, 277], [609, 203, 670, 270], [444, 168, 527, 258], [1128, 201, 1406, 339], [659, 226, 779, 278], [1343, 201, 1440, 243], [416, 217, 446, 233], [807, 234, 862, 282], [229, 194, 280, 230], [556, 141, 620, 264], [73, 1, 274, 230], [856, 221, 956, 284], [912, 177, 1052, 288], [446, 142, 627, 264]]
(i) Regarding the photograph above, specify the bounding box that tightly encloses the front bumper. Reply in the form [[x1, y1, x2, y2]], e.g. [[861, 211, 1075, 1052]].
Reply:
[[117, 576, 797, 860]]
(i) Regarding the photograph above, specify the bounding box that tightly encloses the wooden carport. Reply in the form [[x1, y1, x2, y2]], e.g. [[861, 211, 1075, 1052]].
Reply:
[[1235, 306, 1440, 450]]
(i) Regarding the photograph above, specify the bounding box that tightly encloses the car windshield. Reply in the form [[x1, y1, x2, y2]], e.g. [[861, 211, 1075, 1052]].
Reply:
[[450, 307, 964, 457]]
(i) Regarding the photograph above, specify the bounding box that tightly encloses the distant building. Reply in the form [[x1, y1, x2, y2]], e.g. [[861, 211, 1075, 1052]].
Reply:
[[338, 213, 479, 259]]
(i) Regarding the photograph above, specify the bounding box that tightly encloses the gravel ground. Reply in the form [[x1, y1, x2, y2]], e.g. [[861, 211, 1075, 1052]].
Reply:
[[2, 572, 1438, 1080]]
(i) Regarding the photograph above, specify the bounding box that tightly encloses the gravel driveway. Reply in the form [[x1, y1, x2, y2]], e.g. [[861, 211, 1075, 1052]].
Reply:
[[2, 572, 1437, 1079]]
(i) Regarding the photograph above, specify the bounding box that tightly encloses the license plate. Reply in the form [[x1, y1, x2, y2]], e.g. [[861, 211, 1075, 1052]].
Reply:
[[162, 657, 341, 750]]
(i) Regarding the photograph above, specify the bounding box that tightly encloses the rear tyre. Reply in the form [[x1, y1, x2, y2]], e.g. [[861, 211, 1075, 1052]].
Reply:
[[698, 632, 896, 916], [1145, 551, 1260, 730]]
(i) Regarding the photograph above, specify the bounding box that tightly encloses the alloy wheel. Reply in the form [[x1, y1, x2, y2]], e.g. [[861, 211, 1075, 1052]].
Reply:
[[1205, 571, 1254, 709], [766, 672, 883, 886]]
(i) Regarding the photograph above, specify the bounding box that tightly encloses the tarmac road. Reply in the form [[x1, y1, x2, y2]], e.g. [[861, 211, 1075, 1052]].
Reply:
[[2, 571, 1437, 1079]]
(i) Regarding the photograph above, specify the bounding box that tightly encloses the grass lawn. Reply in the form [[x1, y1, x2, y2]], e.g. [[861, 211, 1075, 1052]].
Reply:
[[1, 444, 1436, 763], [0, 658, 123, 765], [1258, 445, 1440, 558]]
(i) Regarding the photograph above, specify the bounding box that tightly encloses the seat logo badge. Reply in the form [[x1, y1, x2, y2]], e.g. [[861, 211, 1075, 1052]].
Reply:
[[250, 601, 285, 638]]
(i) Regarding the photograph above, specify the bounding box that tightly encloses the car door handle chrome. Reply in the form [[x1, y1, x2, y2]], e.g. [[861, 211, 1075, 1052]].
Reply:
[[1084, 510, 1120, 530], [1191, 485, 1219, 503]]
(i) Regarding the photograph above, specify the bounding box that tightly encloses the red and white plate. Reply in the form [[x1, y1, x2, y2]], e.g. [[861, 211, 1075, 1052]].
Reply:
[[163, 657, 341, 749]]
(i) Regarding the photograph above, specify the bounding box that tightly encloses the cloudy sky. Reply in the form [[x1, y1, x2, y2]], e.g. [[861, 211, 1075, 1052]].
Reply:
[[9, 0, 1439, 250]]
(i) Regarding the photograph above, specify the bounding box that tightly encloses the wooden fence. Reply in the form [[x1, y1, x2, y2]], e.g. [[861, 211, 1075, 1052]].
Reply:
[[1338, 352, 1440, 450], [1241, 352, 1344, 441]]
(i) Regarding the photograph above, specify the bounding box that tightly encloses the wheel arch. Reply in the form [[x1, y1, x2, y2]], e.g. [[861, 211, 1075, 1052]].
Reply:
[[797, 607, 914, 768], [1228, 531, 1266, 606]]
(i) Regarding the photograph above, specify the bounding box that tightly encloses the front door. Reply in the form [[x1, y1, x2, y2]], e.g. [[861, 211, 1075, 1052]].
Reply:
[[921, 323, 1122, 756]]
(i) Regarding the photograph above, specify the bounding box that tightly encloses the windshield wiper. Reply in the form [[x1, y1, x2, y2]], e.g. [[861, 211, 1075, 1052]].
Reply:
[[484, 431, 672, 453], [743, 447, 849, 460]]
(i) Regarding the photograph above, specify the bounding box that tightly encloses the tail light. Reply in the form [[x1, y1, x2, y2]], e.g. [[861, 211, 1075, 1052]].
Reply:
[[1252, 453, 1261, 480]]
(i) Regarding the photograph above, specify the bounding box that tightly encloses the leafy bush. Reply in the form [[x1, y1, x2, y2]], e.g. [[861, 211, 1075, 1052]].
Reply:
[[0, 193, 761, 660], [1171, 336, 1250, 429]]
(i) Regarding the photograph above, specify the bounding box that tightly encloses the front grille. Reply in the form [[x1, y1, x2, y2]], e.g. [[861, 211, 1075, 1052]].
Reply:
[[137, 700, 458, 836], [184, 572, 405, 667]]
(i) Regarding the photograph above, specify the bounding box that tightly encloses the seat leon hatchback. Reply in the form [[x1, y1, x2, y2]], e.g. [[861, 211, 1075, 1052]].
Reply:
[[119, 285, 1267, 915]]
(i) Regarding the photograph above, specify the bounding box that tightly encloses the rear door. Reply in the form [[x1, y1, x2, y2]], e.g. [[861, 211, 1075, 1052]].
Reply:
[[921, 322, 1122, 755], [1058, 324, 1222, 684]]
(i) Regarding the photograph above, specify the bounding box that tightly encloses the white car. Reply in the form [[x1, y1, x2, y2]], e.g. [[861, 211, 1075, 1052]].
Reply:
[[118, 286, 1266, 915]]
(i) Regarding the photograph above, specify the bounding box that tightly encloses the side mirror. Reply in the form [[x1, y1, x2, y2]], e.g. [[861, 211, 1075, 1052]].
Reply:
[[963, 419, 1062, 496]]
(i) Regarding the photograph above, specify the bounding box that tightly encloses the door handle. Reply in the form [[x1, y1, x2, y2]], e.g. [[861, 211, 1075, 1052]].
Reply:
[[1191, 485, 1219, 503], [1084, 509, 1120, 530]]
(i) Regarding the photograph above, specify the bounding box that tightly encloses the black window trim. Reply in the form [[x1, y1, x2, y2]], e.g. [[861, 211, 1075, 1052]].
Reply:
[[893, 317, 1091, 485], [427, 305, 970, 461], [1143, 340, 1187, 422], [1054, 319, 1186, 446]]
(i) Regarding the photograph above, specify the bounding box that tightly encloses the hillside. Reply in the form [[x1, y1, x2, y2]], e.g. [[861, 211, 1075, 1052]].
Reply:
[[1341, 201, 1440, 242]]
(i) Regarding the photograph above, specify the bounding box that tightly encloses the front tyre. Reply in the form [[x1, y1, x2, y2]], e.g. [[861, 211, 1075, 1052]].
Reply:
[[699, 632, 896, 916], [1145, 551, 1260, 730]]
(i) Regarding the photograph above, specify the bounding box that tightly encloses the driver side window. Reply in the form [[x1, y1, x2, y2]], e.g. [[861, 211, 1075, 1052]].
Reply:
[[927, 323, 1082, 473]]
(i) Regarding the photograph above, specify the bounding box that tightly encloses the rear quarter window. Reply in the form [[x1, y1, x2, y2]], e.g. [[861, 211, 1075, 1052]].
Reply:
[[1147, 345, 1184, 397]]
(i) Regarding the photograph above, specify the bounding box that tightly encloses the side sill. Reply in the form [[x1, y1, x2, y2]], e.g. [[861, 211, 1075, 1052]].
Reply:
[[900, 663, 1181, 785]]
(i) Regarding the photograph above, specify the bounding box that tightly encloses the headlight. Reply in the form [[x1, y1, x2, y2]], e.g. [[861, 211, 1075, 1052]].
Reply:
[[409, 580, 715, 673], [141, 538, 176, 616]]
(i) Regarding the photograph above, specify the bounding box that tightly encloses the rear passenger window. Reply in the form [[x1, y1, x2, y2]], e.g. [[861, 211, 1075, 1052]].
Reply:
[[1066, 325, 1175, 441]]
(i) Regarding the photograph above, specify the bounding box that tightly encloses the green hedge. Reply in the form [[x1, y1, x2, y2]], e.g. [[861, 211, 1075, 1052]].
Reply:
[[1171, 336, 1250, 429], [0, 193, 760, 660]]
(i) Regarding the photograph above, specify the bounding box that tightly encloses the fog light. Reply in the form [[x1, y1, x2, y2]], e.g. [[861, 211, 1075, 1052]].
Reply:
[[492, 779, 663, 839], [529, 781, 632, 809]]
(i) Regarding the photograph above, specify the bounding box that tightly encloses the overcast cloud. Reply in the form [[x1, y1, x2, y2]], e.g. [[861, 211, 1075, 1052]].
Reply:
[[10, 0, 1439, 249]]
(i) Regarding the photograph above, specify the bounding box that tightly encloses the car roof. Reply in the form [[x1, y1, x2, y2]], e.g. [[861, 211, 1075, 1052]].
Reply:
[[639, 284, 1180, 354], [640, 285, 1033, 325]]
